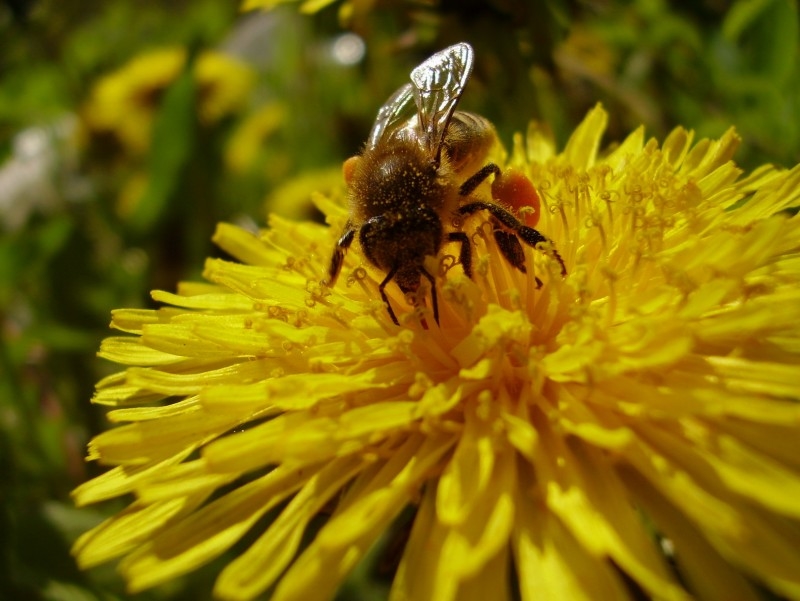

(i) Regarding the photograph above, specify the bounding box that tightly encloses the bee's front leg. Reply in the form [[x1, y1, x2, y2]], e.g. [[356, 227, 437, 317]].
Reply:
[[326, 223, 356, 287]]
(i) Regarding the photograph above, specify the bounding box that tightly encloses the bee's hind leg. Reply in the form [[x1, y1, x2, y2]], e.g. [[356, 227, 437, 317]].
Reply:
[[458, 201, 567, 277]]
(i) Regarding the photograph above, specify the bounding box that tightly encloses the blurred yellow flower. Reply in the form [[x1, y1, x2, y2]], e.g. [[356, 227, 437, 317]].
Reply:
[[242, 0, 340, 13], [264, 166, 344, 221], [241, 0, 370, 23], [73, 106, 800, 601], [195, 51, 255, 124], [224, 103, 286, 174], [83, 47, 254, 155]]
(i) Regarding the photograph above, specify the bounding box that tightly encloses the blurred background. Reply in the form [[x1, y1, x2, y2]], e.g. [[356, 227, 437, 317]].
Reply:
[[1, 0, 798, 599]]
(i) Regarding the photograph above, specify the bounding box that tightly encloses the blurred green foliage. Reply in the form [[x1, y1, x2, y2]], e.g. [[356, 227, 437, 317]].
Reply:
[[0, 0, 797, 599]]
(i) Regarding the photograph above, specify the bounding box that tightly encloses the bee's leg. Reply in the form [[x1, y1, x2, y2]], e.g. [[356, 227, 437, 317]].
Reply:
[[378, 264, 400, 325], [326, 224, 355, 286], [458, 201, 567, 276], [493, 229, 525, 273], [446, 231, 472, 278], [420, 267, 439, 325], [493, 230, 544, 288], [459, 163, 501, 197]]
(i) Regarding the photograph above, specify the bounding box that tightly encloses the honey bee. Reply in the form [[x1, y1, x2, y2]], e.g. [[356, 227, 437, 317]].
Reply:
[[325, 42, 566, 325]]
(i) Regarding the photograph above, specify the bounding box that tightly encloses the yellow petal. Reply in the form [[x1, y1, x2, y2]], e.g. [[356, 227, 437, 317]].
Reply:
[[621, 467, 765, 601], [561, 103, 608, 169], [269, 434, 455, 601], [73, 492, 209, 568], [513, 471, 629, 601], [123, 464, 314, 593]]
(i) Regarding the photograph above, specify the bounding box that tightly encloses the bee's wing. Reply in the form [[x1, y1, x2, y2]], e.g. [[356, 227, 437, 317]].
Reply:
[[367, 83, 415, 149], [410, 42, 474, 164]]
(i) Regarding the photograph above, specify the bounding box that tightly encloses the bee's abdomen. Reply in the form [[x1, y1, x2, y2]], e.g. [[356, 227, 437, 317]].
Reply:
[[444, 111, 497, 175]]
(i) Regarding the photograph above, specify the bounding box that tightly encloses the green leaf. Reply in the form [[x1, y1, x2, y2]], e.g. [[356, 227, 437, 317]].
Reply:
[[723, 0, 799, 84], [128, 60, 197, 233], [723, 0, 776, 40]]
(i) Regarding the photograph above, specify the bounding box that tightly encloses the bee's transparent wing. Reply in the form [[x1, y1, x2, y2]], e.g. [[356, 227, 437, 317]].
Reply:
[[410, 42, 474, 165], [367, 83, 415, 149]]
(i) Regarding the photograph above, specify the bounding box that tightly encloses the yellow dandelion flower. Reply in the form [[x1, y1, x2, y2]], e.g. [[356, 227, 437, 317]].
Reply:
[[84, 48, 254, 155], [84, 48, 185, 155], [242, 0, 340, 14], [194, 52, 255, 124], [73, 105, 800, 601], [224, 103, 287, 174]]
